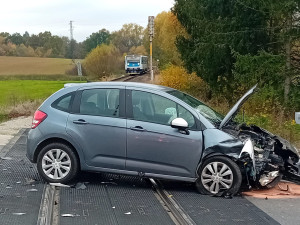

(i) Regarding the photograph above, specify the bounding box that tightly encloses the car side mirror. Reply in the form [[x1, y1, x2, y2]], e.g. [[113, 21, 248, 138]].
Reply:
[[296, 112, 300, 124], [171, 118, 189, 134]]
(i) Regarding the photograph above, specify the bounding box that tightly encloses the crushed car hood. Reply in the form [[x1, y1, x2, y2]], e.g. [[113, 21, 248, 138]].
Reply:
[[219, 84, 257, 129]]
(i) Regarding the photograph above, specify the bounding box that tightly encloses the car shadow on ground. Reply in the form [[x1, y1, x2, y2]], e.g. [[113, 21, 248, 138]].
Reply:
[[70, 171, 198, 193]]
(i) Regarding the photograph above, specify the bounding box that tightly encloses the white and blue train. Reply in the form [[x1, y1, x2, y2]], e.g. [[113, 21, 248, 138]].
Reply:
[[125, 55, 148, 75]]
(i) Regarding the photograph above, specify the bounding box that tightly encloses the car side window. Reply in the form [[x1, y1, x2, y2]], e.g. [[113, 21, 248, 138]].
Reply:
[[52, 92, 74, 112], [80, 88, 120, 117], [131, 90, 195, 127]]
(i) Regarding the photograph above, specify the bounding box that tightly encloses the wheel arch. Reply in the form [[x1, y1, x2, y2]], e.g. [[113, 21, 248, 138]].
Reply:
[[33, 137, 80, 167]]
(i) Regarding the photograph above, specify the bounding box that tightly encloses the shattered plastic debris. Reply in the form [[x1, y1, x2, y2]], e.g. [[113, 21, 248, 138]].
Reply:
[[12, 213, 26, 216], [61, 213, 80, 217], [25, 178, 37, 185], [26, 189, 38, 192], [243, 181, 300, 199], [0, 208, 8, 214], [50, 183, 70, 188], [124, 212, 132, 215], [0, 157, 12, 160], [75, 183, 86, 190]]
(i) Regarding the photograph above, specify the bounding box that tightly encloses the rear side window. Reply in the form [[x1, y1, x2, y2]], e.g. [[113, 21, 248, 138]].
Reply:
[[52, 92, 74, 112], [79, 88, 120, 117]]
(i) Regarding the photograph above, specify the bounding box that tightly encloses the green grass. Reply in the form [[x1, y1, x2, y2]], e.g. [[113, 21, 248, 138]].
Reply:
[[0, 80, 84, 109]]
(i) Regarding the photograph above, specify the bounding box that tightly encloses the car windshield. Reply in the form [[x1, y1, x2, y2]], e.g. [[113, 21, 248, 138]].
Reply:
[[167, 90, 224, 126]]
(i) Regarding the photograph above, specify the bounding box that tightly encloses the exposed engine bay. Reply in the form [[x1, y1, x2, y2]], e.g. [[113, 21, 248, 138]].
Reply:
[[223, 123, 300, 189]]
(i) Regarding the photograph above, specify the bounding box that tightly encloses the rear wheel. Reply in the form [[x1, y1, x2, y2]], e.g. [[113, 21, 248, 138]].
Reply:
[[196, 156, 242, 195], [37, 143, 79, 183]]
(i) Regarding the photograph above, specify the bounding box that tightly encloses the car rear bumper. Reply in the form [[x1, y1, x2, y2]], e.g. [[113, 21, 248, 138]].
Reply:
[[26, 127, 43, 163]]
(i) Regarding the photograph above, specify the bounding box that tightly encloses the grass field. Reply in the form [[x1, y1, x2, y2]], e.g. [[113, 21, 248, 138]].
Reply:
[[0, 80, 80, 106], [0, 56, 74, 75], [0, 80, 84, 122]]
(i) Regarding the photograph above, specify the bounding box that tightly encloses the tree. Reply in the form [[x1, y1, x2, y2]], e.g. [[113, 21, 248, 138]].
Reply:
[[6, 33, 24, 45], [129, 45, 147, 55], [150, 11, 186, 68], [49, 35, 65, 57], [23, 31, 30, 46], [83, 44, 123, 78], [173, 0, 270, 100], [83, 29, 110, 54], [110, 23, 145, 54], [0, 32, 9, 37]]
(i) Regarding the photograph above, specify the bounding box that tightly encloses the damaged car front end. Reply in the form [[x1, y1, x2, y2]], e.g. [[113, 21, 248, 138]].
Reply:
[[218, 85, 300, 189], [230, 124, 300, 188]]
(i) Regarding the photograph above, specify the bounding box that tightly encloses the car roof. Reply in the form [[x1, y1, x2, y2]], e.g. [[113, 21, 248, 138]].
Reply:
[[64, 82, 174, 92]]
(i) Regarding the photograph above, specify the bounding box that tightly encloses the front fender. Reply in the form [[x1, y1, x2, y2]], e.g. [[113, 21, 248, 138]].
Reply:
[[202, 128, 243, 159]]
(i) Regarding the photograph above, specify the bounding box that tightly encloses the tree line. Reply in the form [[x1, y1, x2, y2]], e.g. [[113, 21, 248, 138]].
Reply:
[[0, 23, 148, 59]]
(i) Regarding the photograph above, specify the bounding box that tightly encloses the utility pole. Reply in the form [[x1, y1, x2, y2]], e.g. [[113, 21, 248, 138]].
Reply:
[[148, 16, 154, 82], [69, 21, 74, 60]]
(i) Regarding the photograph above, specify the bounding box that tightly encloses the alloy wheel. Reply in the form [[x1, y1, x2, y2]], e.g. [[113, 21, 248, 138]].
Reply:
[[41, 149, 71, 180], [201, 161, 233, 194]]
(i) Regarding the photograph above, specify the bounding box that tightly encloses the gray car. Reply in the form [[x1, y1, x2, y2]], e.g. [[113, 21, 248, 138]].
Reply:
[[27, 82, 300, 195]]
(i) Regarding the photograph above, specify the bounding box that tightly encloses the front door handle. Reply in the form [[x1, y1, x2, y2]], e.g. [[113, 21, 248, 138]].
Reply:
[[130, 126, 145, 132], [73, 119, 88, 125]]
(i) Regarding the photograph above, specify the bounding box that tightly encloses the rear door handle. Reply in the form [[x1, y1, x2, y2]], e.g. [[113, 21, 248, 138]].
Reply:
[[130, 126, 145, 132], [73, 119, 88, 125]]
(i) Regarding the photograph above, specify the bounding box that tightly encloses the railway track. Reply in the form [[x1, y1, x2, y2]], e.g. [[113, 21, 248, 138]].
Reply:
[[40, 74, 195, 225], [110, 74, 139, 82]]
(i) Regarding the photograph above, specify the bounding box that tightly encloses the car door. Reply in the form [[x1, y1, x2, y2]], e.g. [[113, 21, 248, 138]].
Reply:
[[66, 86, 126, 170], [126, 88, 203, 178]]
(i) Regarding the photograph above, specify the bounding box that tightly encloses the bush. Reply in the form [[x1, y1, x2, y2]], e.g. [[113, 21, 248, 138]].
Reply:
[[83, 44, 123, 79], [159, 65, 209, 99]]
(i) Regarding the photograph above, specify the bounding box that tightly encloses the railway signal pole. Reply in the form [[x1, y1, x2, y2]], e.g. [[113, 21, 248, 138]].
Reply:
[[148, 16, 154, 81]]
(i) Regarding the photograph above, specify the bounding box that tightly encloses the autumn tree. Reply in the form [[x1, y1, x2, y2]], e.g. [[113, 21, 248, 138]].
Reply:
[[152, 11, 186, 67], [110, 23, 144, 54], [128, 45, 147, 55], [83, 44, 123, 78]]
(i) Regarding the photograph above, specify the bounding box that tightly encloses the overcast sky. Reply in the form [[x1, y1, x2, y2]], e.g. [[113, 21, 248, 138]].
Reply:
[[0, 0, 174, 42]]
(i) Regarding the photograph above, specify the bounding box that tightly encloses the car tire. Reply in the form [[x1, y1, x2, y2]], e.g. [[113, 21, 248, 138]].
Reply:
[[37, 142, 79, 183], [195, 156, 242, 195]]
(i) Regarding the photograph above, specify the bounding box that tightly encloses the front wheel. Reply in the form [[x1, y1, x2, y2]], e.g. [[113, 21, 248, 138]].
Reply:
[[37, 143, 79, 183], [196, 156, 242, 195]]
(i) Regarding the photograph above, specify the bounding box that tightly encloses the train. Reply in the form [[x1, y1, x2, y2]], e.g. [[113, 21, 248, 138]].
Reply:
[[125, 55, 148, 75]]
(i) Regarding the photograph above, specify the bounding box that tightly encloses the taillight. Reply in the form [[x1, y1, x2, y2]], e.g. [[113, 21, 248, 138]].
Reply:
[[32, 110, 47, 129]]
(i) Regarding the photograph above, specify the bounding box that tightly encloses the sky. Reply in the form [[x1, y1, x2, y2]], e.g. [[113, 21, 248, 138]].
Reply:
[[0, 0, 174, 42]]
